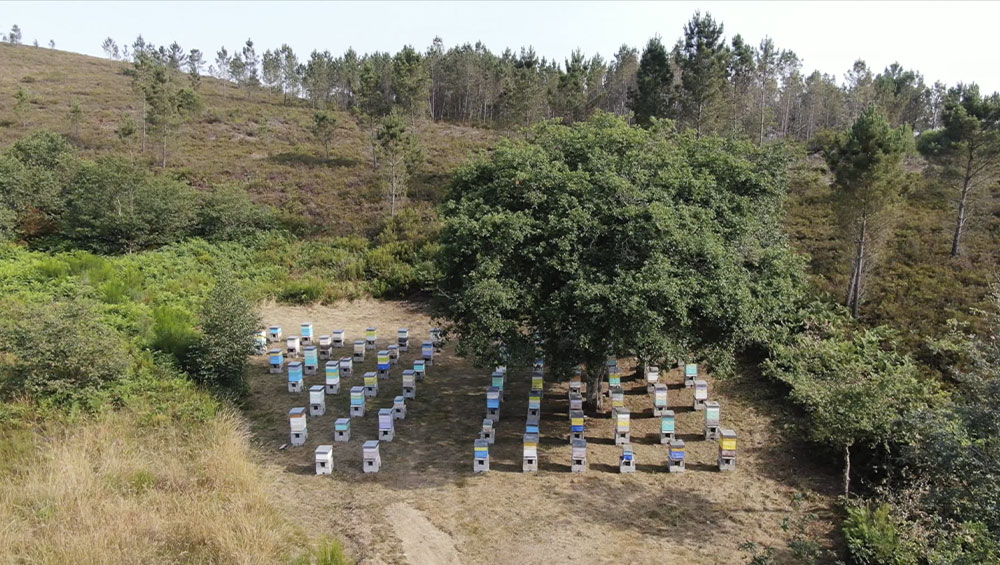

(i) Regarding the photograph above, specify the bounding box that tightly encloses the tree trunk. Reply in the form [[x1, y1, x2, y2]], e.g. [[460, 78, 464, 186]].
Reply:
[[847, 215, 867, 318], [141, 99, 147, 153], [951, 149, 975, 257], [843, 443, 852, 498], [585, 363, 605, 412], [161, 134, 167, 168], [758, 83, 767, 146]]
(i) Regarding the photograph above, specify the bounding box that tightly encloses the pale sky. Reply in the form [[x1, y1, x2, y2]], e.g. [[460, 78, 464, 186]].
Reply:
[[3, 1, 998, 93]]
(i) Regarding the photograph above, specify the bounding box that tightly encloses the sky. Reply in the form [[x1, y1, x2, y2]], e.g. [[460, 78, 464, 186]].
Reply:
[[2, 1, 999, 92]]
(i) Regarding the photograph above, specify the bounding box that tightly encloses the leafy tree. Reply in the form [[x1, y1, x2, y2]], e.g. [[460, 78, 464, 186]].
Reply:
[[9, 24, 21, 45], [629, 37, 673, 126], [436, 113, 807, 406], [214, 46, 230, 80], [62, 156, 197, 253], [278, 44, 300, 103], [674, 11, 729, 136], [763, 309, 931, 497], [727, 34, 756, 135], [873, 63, 929, 130], [377, 110, 422, 215], [194, 184, 273, 241], [917, 84, 1000, 257], [187, 277, 260, 397], [551, 49, 592, 123], [47, 39, 54, 49], [825, 106, 910, 317], [261, 48, 282, 98], [310, 110, 337, 159]]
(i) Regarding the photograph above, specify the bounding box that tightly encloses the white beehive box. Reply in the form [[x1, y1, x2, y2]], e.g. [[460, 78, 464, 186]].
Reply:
[[309, 385, 326, 416], [315, 445, 333, 475]]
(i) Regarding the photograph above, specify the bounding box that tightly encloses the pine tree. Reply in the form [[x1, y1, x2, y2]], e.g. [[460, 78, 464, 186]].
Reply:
[[629, 37, 673, 127], [674, 12, 728, 136]]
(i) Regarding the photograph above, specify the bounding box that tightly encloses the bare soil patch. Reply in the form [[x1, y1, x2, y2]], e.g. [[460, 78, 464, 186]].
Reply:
[[246, 299, 838, 564]]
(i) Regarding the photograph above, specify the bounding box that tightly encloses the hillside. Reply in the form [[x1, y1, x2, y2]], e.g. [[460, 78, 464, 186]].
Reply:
[[0, 42, 496, 235], [1, 38, 998, 564]]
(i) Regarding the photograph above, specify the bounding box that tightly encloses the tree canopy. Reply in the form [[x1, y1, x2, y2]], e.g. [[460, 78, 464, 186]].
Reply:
[[435, 113, 807, 402]]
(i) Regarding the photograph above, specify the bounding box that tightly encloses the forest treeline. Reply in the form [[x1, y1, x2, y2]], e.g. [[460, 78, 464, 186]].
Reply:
[[99, 12, 944, 141]]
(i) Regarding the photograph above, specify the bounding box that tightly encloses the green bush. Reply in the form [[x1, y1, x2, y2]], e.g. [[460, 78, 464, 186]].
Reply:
[[843, 504, 919, 565], [194, 184, 273, 241], [149, 305, 200, 365], [278, 278, 325, 304], [0, 300, 131, 403]]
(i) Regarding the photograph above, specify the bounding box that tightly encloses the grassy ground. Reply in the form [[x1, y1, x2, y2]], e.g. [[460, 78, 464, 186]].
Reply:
[[0, 42, 496, 235], [247, 300, 839, 564]]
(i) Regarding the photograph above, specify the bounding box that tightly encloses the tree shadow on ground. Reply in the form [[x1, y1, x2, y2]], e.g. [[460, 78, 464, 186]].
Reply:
[[270, 151, 359, 168]]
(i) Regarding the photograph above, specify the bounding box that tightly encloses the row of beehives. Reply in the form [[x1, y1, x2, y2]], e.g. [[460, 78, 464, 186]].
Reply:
[[473, 359, 737, 473], [276, 322, 441, 475]]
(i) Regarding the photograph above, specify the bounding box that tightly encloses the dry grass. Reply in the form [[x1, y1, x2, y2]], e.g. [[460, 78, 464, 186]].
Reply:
[[0, 408, 309, 564], [0, 42, 496, 235], [250, 300, 840, 564]]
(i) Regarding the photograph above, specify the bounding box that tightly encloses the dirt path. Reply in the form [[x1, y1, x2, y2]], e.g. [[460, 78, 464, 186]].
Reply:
[[245, 300, 839, 564], [385, 503, 463, 565]]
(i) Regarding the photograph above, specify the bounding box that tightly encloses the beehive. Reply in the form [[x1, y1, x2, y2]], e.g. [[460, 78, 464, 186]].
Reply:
[[480, 418, 495, 445], [569, 391, 583, 413], [522, 432, 539, 472], [620, 443, 636, 474], [397, 328, 409, 351], [365, 327, 377, 350], [362, 440, 381, 473], [474, 438, 489, 473], [491, 370, 505, 398], [525, 414, 540, 435], [332, 329, 345, 347], [534, 358, 544, 371], [287, 361, 304, 393], [531, 370, 543, 391], [413, 359, 426, 381], [300, 322, 314, 345], [303, 346, 319, 375], [570, 410, 585, 442], [608, 366, 621, 389], [339, 356, 353, 377], [349, 386, 366, 418], [486, 386, 501, 420], [289, 407, 307, 446], [254, 330, 268, 355], [571, 439, 588, 473], [353, 340, 366, 361], [388, 344, 399, 365], [315, 445, 333, 475], [693, 379, 709, 410], [378, 408, 394, 441], [653, 383, 668, 416], [269, 348, 284, 374], [668, 439, 686, 473], [610, 388, 625, 411], [615, 408, 631, 445], [334, 418, 351, 442], [646, 365, 660, 386], [684, 363, 698, 388], [363, 371, 378, 397], [421, 341, 434, 365], [286, 335, 300, 358], [377, 350, 391, 379], [719, 428, 737, 471], [528, 389, 541, 418], [309, 385, 326, 416], [705, 400, 721, 440], [268, 325, 282, 343], [325, 361, 340, 394], [660, 410, 676, 443], [318, 335, 332, 359], [393, 395, 406, 420], [402, 369, 416, 399]]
